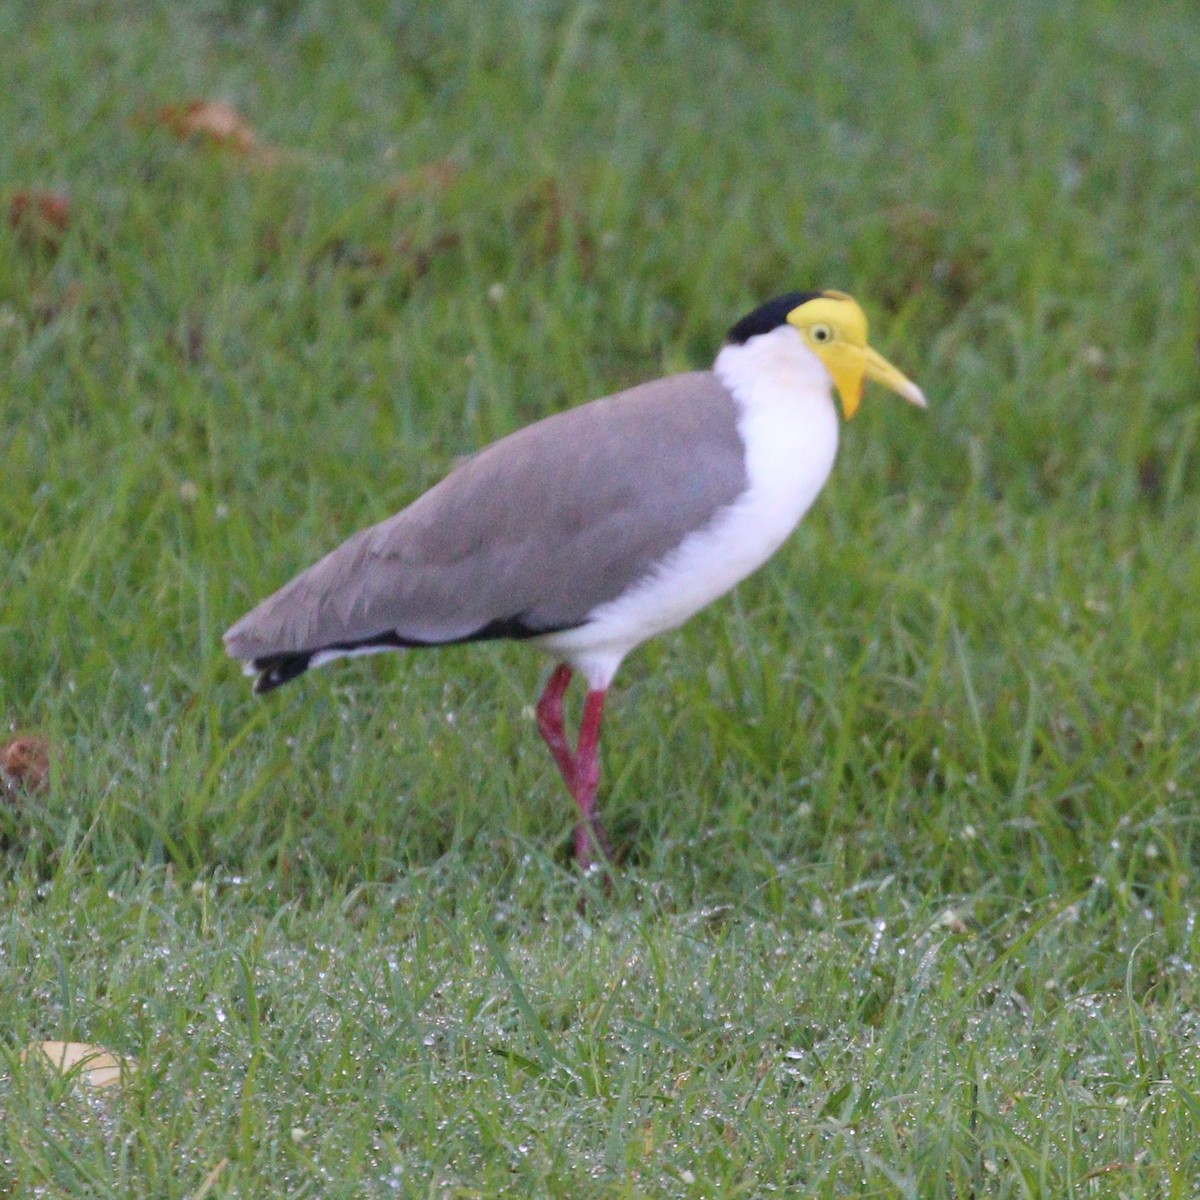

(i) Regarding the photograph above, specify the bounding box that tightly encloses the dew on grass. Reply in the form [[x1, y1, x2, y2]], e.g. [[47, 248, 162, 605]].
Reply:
[[868, 919, 887, 959]]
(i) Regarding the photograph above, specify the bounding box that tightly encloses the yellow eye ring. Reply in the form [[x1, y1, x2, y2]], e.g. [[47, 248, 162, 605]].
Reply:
[[811, 324, 833, 343]]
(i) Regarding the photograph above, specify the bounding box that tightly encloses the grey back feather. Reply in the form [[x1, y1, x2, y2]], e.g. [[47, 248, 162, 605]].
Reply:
[[223, 371, 746, 659]]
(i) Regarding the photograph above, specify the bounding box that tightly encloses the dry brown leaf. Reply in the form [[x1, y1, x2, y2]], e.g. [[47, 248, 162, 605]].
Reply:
[[159, 100, 278, 164], [8, 190, 71, 246], [1, 734, 51, 798], [23, 1041, 132, 1089], [160, 99, 256, 152]]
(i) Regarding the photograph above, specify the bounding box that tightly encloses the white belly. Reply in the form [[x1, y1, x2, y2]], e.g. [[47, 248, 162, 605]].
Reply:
[[538, 330, 839, 688]]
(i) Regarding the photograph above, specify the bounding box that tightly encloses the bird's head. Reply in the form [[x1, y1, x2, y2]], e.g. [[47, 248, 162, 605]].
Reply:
[[726, 290, 927, 419]]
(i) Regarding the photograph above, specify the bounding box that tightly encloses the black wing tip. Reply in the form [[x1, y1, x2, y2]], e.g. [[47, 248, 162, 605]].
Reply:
[[240, 616, 573, 695], [250, 653, 313, 694]]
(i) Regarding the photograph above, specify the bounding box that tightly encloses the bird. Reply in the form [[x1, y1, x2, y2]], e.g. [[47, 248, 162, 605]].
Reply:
[[224, 290, 926, 869]]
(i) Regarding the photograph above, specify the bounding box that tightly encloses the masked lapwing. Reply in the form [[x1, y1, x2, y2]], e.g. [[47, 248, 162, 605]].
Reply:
[[224, 290, 926, 868]]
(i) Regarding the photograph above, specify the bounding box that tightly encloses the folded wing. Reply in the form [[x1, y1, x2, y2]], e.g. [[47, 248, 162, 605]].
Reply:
[[223, 371, 747, 685]]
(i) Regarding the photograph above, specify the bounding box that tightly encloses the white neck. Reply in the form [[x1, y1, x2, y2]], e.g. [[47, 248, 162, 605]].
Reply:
[[713, 324, 836, 412], [711, 322, 841, 568]]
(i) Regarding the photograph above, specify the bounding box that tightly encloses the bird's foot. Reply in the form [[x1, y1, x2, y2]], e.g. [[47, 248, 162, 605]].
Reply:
[[574, 813, 614, 873]]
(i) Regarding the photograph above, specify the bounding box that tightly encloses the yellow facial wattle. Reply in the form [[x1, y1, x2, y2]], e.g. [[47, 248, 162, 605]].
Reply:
[[786, 292, 926, 419]]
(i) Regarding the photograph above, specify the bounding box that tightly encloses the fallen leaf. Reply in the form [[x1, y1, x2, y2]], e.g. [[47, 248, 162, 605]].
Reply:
[[8, 190, 71, 247], [23, 1041, 132, 1089], [160, 99, 255, 151], [1, 734, 50, 799], [159, 100, 277, 164]]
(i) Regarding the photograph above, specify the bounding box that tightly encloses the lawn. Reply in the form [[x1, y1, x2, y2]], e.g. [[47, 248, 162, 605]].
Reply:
[[2, 0, 1199, 1195]]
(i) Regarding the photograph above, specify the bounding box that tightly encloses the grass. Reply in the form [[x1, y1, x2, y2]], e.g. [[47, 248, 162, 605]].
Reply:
[[2, 0, 1199, 1194]]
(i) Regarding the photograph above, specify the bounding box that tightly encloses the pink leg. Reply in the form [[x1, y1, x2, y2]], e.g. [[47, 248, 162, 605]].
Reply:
[[535, 664, 576, 784], [534, 665, 612, 869], [572, 688, 610, 867]]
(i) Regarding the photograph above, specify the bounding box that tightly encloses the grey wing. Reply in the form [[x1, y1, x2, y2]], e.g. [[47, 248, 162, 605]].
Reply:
[[223, 371, 746, 662]]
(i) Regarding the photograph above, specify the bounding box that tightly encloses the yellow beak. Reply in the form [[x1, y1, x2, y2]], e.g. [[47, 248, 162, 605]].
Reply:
[[833, 345, 928, 420]]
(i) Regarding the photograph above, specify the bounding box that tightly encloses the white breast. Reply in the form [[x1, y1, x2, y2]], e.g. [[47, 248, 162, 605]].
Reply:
[[539, 326, 840, 688]]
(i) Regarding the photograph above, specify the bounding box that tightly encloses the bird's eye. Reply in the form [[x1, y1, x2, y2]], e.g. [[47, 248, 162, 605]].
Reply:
[[811, 325, 833, 343]]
